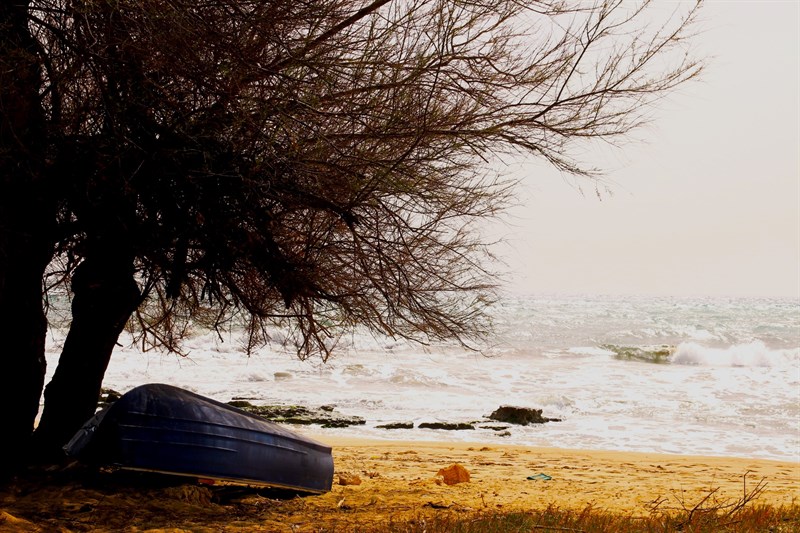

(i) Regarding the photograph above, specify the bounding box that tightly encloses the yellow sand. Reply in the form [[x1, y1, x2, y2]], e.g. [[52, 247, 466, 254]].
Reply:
[[297, 437, 799, 528], [1, 436, 797, 532]]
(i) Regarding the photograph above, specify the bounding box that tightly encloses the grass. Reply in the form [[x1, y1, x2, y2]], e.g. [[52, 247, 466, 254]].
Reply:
[[4, 466, 797, 532], [338, 503, 800, 532], [327, 474, 799, 533]]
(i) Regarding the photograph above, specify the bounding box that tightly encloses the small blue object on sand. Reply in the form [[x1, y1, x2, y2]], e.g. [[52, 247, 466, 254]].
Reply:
[[526, 473, 552, 481]]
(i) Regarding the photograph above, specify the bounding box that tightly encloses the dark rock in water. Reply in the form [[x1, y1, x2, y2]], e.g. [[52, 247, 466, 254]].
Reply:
[[479, 425, 510, 431], [419, 422, 475, 431], [227, 400, 255, 409], [227, 402, 365, 427], [488, 406, 560, 425], [97, 388, 122, 410], [321, 419, 363, 429], [376, 422, 415, 430], [601, 344, 674, 364]]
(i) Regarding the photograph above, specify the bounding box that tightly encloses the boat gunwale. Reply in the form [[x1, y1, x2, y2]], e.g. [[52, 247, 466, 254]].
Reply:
[[110, 465, 331, 494], [115, 410, 331, 452], [116, 422, 310, 454]]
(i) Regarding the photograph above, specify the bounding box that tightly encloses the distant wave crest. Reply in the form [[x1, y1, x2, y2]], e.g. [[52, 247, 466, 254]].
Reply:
[[671, 340, 799, 367]]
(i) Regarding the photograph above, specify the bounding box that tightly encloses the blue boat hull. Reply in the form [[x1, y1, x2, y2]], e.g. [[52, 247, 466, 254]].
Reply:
[[65, 384, 334, 493]]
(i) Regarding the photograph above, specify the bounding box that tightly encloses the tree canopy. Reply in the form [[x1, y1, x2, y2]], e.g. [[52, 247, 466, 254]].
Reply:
[[0, 0, 702, 464]]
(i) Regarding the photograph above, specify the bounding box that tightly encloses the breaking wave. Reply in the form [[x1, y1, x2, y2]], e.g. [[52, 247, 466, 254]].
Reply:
[[671, 340, 799, 367]]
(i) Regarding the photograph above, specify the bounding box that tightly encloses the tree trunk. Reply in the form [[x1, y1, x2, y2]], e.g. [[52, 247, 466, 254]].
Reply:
[[0, 1, 53, 476], [33, 253, 141, 459], [0, 242, 50, 475]]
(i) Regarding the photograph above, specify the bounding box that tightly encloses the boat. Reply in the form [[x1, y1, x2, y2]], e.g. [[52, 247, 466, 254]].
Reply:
[[64, 383, 334, 494]]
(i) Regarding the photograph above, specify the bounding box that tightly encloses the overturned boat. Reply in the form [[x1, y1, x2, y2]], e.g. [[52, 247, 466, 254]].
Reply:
[[65, 383, 334, 494]]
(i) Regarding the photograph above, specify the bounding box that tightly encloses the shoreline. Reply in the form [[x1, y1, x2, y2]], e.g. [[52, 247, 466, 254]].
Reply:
[[306, 428, 800, 464]]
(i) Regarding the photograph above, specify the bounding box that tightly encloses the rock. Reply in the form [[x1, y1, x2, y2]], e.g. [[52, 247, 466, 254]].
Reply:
[[227, 400, 255, 409], [97, 387, 122, 409], [322, 419, 360, 428], [436, 464, 470, 485], [479, 425, 510, 431], [338, 473, 362, 486], [419, 422, 474, 430], [227, 402, 366, 427], [601, 343, 674, 364], [376, 422, 414, 429], [488, 406, 559, 425], [273, 372, 293, 380]]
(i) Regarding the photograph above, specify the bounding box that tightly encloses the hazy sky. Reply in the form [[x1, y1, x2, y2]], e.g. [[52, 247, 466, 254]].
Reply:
[[496, 1, 800, 299]]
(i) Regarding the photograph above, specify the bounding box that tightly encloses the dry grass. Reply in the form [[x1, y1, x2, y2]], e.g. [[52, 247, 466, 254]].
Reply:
[[326, 503, 800, 533], [2, 449, 797, 532], [322, 473, 799, 533]]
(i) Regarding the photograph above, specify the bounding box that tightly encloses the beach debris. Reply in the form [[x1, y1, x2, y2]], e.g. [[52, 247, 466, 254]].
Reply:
[[0, 511, 38, 532], [436, 464, 470, 485], [338, 473, 363, 486], [489, 406, 560, 425], [526, 473, 552, 481], [419, 422, 475, 430], [425, 500, 453, 509], [162, 485, 214, 505], [376, 422, 415, 429]]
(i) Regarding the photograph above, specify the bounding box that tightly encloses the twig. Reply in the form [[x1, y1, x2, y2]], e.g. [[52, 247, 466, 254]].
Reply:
[[531, 526, 586, 532], [673, 470, 769, 529]]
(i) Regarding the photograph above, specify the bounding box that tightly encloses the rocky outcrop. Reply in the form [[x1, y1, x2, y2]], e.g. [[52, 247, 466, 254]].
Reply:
[[227, 401, 365, 428], [97, 388, 122, 410], [419, 422, 475, 431], [376, 422, 415, 429], [488, 406, 560, 425]]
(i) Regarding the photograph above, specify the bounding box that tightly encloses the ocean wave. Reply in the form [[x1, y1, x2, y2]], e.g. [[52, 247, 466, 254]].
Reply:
[[671, 340, 800, 367]]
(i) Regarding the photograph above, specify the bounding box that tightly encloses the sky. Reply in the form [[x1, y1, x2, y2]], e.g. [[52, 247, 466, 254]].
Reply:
[[496, 1, 799, 299]]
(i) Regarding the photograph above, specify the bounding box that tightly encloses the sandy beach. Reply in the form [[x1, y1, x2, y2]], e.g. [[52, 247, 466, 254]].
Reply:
[[1, 435, 797, 532]]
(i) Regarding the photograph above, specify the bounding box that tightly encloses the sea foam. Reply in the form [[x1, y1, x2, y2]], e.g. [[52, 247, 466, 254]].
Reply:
[[672, 340, 799, 368], [42, 293, 800, 461]]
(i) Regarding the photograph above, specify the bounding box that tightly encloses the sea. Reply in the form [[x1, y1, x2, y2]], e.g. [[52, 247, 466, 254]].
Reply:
[[44, 293, 800, 462]]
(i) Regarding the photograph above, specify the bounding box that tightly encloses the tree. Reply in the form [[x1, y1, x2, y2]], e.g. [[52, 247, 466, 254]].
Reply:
[[0, 0, 702, 466], [0, 1, 57, 469]]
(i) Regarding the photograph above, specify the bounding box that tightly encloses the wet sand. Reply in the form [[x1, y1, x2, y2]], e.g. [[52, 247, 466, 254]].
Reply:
[[1, 436, 797, 532]]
